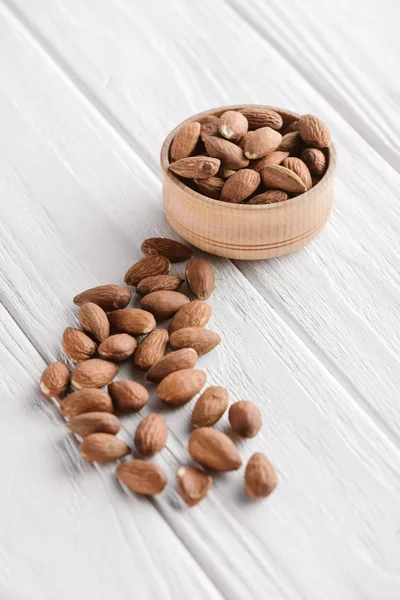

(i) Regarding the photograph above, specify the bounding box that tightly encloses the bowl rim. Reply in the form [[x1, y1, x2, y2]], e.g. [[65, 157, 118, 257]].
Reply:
[[160, 104, 336, 210]]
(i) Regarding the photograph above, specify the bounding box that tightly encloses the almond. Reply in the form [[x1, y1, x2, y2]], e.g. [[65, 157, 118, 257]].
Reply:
[[62, 328, 97, 362], [108, 308, 156, 335], [60, 389, 113, 417], [219, 110, 248, 141], [204, 136, 249, 170], [198, 114, 220, 140], [298, 114, 331, 148], [188, 428, 242, 471], [170, 327, 221, 356], [134, 414, 168, 456], [238, 107, 283, 131], [192, 386, 228, 428], [169, 156, 220, 179], [177, 466, 212, 506], [73, 285, 131, 311], [278, 131, 303, 154], [124, 255, 171, 286], [157, 368, 206, 406], [98, 333, 137, 362], [282, 157, 312, 191], [141, 238, 193, 263], [242, 127, 282, 159], [140, 291, 190, 320], [247, 190, 289, 205], [251, 151, 289, 171], [229, 401, 262, 438], [134, 330, 169, 370], [80, 433, 130, 463], [108, 380, 149, 413], [78, 302, 110, 342], [283, 119, 300, 134], [67, 412, 120, 437], [146, 348, 198, 383], [300, 148, 327, 176], [220, 169, 261, 203], [260, 165, 307, 194], [185, 259, 215, 300], [170, 121, 201, 161], [136, 274, 184, 296], [40, 362, 70, 399], [194, 176, 225, 200], [245, 453, 277, 498], [117, 460, 167, 495], [71, 359, 119, 389], [168, 300, 212, 334]]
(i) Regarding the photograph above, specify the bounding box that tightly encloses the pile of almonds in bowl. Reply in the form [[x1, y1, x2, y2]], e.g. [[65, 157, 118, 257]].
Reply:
[[168, 107, 331, 204], [39, 237, 277, 506]]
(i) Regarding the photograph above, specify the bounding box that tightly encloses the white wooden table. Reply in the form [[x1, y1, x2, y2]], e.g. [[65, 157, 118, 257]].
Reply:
[[1, 1, 399, 598]]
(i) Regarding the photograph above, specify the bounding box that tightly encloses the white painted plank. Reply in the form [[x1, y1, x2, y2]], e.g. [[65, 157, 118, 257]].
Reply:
[[0, 8, 400, 600]]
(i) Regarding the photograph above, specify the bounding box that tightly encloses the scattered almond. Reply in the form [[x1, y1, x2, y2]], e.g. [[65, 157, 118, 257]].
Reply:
[[78, 302, 110, 342], [194, 176, 225, 200], [278, 131, 303, 154], [134, 329, 169, 370], [188, 428, 242, 471], [185, 259, 215, 300], [204, 136, 249, 170], [247, 190, 289, 205], [141, 238, 193, 263], [134, 414, 168, 456], [261, 165, 307, 194], [146, 348, 198, 383], [177, 466, 212, 506], [67, 412, 120, 437], [117, 460, 167, 495], [242, 127, 282, 159], [169, 156, 221, 179], [282, 157, 312, 191], [238, 107, 283, 131], [301, 147, 327, 176], [80, 433, 130, 463], [98, 333, 137, 362], [71, 359, 119, 390], [60, 388, 113, 417], [108, 380, 149, 413], [40, 362, 70, 399], [136, 274, 184, 296], [108, 308, 156, 335], [62, 327, 97, 362], [73, 285, 131, 311], [124, 255, 171, 286], [192, 386, 228, 428], [168, 300, 212, 334], [141, 290, 190, 320], [298, 114, 331, 148], [245, 453, 277, 498], [219, 110, 248, 141], [170, 121, 201, 161], [251, 151, 289, 171], [220, 169, 261, 203], [170, 327, 221, 356], [229, 401, 262, 438], [157, 369, 206, 406]]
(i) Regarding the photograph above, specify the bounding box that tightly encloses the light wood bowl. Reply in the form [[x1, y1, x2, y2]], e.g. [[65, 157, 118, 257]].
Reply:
[[160, 105, 336, 260]]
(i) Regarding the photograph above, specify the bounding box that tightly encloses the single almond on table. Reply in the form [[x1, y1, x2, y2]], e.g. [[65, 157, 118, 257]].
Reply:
[[194, 176, 225, 199], [199, 114, 220, 140], [108, 380, 149, 413], [141, 238, 193, 263], [261, 165, 307, 194], [251, 151, 289, 171], [177, 466, 212, 506], [170, 121, 201, 161], [108, 308, 156, 335], [71, 359, 119, 390], [134, 413, 168, 456], [278, 131, 302, 154], [134, 329, 169, 370], [298, 114, 331, 148], [192, 386, 228, 428], [78, 302, 110, 342], [220, 169, 261, 203], [136, 274, 184, 296], [238, 107, 283, 131], [247, 190, 289, 205], [169, 156, 221, 179], [219, 110, 248, 141], [67, 412, 120, 437], [282, 157, 312, 191], [80, 433, 130, 463], [140, 290, 190, 320], [73, 285, 131, 311], [204, 136, 249, 170], [60, 388, 113, 417], [301, 147, 327, 176], [157, 368, 206, 406], [242, 127, 282, 159], [188, 428, 242, 471], [117, 459, 167, 495], [146, 348, 198, 383], [245, 453, 277, 499], [98, 333, 137, 362], [185, 259, 215, 300], [229, 400, 262, 438], [40, 362, 70, 399], [170, 327, 221, 356], [168, 300, 212, 334], [124, 255, 171, 286], [62, 328, 97, 362]]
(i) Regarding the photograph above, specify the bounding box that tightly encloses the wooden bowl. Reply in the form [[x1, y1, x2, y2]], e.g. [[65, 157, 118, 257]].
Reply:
[[160, 105, 336, 260]]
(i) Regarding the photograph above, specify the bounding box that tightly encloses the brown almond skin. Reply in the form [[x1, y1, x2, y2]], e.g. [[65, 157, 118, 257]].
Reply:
[[71, 359, 119, 390], [117, 459, 167, 495], [199, 114, 220, 140], [73, 285, 131, 311], [170, 121, 201, 161], [141, 238, 193, 263], [238, 107, 283, 131], [247, 190, 289, 205], [62, 328, 97, 362], [98, 333, 137, 362], [168, 300, 212, 334], [134, 329, 169, 371], [108, 308, 156, 335], [134, 414, 168, 456], [177, 466, 212, 506], [192, 386, 228, 428], [141, 291, 190, 320], [204, 136, 249, 170], [78, 302, 110, 342], [278, 132, 303, 154], [146, 348, 198, 383], [220, 169, 261, 203], [282, 157, 312, 191], [169, 156, 221, 179], [80, 433, 130, 463], [229, 401, 262, 438], [40, 362, 70, 399], [251, 151, 289, 171], [169, 327, 221, 356], [136, 274, 184, 296], [188, 428, 242, 472], [245, 453, 277, 499], [124, 255, 171, 286], [185, 259, 215, 300], [242, 127, 282, 159], [60, 389, 113, 417], [283, 119, 300, 134], [219, 110, 248, 141], [108, 380, 149, 413], [67, 412, 120, 437], [298, 114, 331, 148], [261, 165, 307, 194], [194, 176, 225, 200], [300, 147, 327, 176], [157, 369, 206, 406]]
